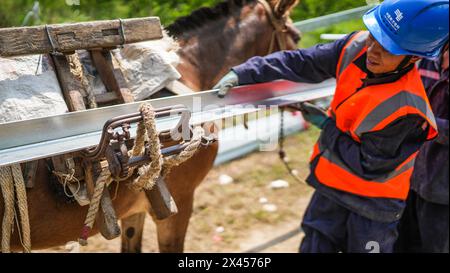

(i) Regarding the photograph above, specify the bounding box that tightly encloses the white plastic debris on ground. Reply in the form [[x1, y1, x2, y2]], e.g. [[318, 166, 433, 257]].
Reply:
[[219, 174, 234, 185], [0, 55, 68, 123], [269, 179, 290, 189], [215, 226, 225, 233], [262, 203, 278, 212], [80, 31, 181, 101]]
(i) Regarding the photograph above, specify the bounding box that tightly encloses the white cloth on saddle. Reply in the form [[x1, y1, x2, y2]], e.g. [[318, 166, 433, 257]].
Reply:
[[0, 55, 68, 123], [0, 33, 181, 124], [80, 32, 181, 101]]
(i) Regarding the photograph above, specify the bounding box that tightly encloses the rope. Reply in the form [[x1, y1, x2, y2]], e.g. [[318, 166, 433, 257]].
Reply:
[[52, 169, 81, 198], [0, 165, 31, 253], [0, 167, 15, 253], [78, 102, 204, 245], [279, 108, 306, 184], [129, 103, 163, 191], [11, 165, 31, 253], [78, 168, 111, 246], [161, 126, 204, 177], [67, 54, 98, 109], [130, 103, 205, 189]]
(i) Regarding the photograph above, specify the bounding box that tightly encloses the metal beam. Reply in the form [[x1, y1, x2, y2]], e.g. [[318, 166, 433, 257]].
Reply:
[[214, 111, 306, 166], [320, 34, 347, 41], [294, 5, 374, 33], [0, 80, 335, 167]]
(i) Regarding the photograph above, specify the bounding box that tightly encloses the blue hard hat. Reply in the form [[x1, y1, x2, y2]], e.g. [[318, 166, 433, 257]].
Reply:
[[363, 0, 449, 58]]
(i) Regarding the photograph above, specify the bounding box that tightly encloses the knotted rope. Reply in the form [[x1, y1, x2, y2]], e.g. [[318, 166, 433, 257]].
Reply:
[[0, 165, 31, 253], [129, 103, 205, 189], [67, 54, 98, 109], [79, 102, 204, 245], [128, 103, 163, 191], [52, 169, 81, 198], [161, 126, 204, 177]]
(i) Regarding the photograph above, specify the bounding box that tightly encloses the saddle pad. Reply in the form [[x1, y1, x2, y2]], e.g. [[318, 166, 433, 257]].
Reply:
[[0, 55, 68, 123], [80, 31, 182, 101]]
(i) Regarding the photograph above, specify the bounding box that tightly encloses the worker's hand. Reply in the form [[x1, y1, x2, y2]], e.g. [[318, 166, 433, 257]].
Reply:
[[213, 71, 239, 98], [298, 102, 329, 129]]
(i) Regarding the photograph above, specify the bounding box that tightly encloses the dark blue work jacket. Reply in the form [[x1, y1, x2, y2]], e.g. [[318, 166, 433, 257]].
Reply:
[[232, 32, 429, 222]]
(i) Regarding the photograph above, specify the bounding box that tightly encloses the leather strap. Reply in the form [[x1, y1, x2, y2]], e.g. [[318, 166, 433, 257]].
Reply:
[[257, 0, 289, 54]]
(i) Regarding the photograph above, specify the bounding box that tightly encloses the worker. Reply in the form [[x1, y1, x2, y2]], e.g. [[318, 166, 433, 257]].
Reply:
[[214, 0, 449, 252], [395, 42, 449, 253]]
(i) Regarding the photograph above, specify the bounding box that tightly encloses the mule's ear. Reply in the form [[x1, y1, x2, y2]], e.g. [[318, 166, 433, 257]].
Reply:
[[274, 0, 299, 18]]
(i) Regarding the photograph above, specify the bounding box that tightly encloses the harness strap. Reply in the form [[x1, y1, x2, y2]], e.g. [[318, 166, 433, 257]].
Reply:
[[257, 0, 289, 54], [396, 55, 413, 71]]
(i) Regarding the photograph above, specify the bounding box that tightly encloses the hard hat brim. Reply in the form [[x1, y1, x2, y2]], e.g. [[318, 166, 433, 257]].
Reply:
[[362, 7, 413, 56]]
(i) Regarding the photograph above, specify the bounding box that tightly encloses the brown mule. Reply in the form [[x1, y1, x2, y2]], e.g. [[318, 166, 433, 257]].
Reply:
[[1, 0, 300, 252]]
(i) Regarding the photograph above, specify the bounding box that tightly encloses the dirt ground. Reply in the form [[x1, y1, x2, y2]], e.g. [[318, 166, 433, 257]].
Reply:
[[45, 128, 320, 253]]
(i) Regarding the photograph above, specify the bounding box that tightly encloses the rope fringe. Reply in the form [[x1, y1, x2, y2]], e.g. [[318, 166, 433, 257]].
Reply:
[[0, 165, 31, 253]]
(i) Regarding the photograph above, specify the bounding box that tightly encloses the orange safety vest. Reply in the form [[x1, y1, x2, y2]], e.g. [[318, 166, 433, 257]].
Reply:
[[310, 31, 438, 200]]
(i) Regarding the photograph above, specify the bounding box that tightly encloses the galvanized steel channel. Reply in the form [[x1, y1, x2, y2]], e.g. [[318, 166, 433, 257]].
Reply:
[[0, 80, 335, 167]]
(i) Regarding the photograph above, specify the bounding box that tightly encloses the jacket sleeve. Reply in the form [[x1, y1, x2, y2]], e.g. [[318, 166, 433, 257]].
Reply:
[[232, 32, 358, 85], [320, 116, 428, 179], [436, 117, 449, 146]]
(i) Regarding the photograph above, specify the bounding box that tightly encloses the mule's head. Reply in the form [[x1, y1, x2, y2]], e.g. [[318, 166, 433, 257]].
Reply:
[[166, 0, 302, 90]]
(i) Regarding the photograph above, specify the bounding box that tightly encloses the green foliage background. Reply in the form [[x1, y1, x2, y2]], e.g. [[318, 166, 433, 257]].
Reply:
[[0, 0, 369, 46], [1, 0, 367, 27]]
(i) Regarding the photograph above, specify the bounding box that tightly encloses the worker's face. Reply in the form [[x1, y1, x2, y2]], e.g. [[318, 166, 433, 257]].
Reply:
[[365, 34, 419, 75]]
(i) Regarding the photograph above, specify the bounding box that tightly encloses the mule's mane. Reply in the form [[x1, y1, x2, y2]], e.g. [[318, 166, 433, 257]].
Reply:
[[166, 0, 260, 38]]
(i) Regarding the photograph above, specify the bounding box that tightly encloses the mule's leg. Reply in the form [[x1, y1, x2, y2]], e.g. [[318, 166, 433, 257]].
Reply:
[[153, 191, 195, 253], [152, 125, 219, 253], [120, 212, 146, 253]]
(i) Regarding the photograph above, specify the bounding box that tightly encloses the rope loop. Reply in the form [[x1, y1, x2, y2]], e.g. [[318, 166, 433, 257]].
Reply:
[[52, 169, 81, 198]]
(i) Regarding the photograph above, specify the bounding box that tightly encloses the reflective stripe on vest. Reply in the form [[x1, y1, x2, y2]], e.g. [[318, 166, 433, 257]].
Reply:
[[354, 90, 437, 138], [314, 151, 418, 199], [310, 31, 438, 200], [336, 31, 369, 79]]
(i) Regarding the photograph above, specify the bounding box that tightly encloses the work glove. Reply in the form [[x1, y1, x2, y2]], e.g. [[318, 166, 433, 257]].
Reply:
[[298, 102, 330, 129], [213, 70, 239, 98]]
